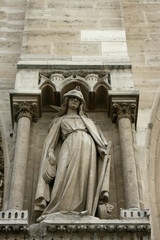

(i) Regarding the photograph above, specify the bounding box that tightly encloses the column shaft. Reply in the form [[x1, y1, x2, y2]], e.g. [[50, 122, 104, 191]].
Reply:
[[118, 117, 139, 209], [9, 117, 31, 209]]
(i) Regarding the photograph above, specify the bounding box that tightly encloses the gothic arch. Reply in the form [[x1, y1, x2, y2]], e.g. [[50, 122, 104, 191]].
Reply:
[[147, 88, 160, 239], [93, 80, 112, 92], [59, 76, 91, 93], [94, 82, 110, 110], [39, 82, 57, 111]]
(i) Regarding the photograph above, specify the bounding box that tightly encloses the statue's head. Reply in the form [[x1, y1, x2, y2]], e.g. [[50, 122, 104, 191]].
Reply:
[[63, 86, 85, 106], [57, 86, 86, 117]]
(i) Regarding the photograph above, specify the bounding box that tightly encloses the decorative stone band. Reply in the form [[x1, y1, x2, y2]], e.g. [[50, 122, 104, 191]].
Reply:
[[13, 101, 38, 122], [120, 208, 150, 220], [0, 222, 151, 236], [46, 223, 151, 234], [108, 91, 139, 126], [39, 72, 111, 92], [0, 210, 28, 224], [0, 210, 28, 233], [0, 211, 150, 237]]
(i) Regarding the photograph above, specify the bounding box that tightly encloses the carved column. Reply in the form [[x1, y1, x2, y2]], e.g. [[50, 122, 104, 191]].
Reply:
[[9, 91, 41, 210], [109, 92, 140, 209]]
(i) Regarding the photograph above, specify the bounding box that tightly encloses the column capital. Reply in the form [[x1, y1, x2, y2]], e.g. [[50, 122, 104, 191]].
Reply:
[[10, 90, 42, 125], [108, 90, 139, 125], [112, 102, 136, 123], [12, 101, 38, 122]]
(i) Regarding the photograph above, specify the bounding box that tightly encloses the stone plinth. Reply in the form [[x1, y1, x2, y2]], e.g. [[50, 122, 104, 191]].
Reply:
[[0, 212, 150, 240]]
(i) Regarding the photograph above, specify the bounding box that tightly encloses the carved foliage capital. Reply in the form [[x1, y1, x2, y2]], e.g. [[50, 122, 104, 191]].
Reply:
[[112, 102, 137, 123], [13, 101, 38, 122]]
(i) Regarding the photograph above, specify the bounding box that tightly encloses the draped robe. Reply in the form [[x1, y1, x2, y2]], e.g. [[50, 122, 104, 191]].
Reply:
[[35, 115, 110, 216]]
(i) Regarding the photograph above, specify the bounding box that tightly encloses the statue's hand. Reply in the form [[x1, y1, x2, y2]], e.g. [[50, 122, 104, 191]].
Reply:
[[47, 150, 56, 166], [98, 147, 107, 158]]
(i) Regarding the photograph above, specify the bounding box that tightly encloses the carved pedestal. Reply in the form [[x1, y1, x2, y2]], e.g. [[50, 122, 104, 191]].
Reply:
[[0, 210, 151, 240]]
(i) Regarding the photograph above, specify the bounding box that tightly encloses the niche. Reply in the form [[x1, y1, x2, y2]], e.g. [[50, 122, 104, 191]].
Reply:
[[41, 84, 57, 112], [94, 84, 109, 111]]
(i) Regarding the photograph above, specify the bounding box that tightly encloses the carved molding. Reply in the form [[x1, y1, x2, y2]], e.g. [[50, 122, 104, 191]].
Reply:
[[39, 72, 111, 92], [108, 91, 139, 125], [0, 210, 28, 234], [10, 90, 42, 125], [46, 223, 151, 234], [0, 224, 151, 236], [0, 225, 28, 233], [0, 210, 150, 237]]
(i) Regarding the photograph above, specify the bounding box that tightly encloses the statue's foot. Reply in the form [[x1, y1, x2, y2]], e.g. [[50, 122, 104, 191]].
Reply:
[[36, 215, 45, 223], [103, 192, 109, 202], [79, 210, 89, 216], [60, 210, 89, 216]]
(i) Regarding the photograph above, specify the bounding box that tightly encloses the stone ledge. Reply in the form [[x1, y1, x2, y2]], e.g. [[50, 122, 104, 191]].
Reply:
[[36, 221, 151, 234], [0, 212, 151, 239], [0, 210, 28, 225], [120, 208, 150, 220], [17, 62, 132, 70], [0, 210, 28, 234], [29, 213, 151, 236]]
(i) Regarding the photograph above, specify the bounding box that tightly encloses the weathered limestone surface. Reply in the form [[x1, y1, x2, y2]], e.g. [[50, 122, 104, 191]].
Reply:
[[0, 0, 160, 239], [20, 0, 130, 65], [0, 0, 27, 108], [122, 2, 160, 239], [0, 0, 27, 210]]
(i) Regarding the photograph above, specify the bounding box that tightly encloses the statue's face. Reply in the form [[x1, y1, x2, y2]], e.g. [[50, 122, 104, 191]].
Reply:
[[68, 97, 80, 110]]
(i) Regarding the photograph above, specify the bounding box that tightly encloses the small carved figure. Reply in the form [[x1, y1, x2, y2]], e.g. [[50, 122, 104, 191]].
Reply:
[[35, 87, 110, 221]]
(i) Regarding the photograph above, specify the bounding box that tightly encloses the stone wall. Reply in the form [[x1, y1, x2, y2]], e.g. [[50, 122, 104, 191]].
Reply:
[[0, 0, 27, 209], [0, 0, 27, 108], [19, 0, 130, 65], [122, 2, 160, 239], [123, 0, 160, 205]]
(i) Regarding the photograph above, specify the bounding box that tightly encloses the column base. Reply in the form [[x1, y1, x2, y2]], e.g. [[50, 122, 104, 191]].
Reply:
[[120, 208, 150, 220]]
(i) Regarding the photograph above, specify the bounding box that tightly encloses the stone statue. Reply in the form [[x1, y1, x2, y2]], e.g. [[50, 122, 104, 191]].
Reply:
[[35, 87, 110, 221]]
